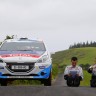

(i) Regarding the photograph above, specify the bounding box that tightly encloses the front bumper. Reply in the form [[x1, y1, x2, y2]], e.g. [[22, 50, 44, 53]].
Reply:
[[0, 63, 52, 79]]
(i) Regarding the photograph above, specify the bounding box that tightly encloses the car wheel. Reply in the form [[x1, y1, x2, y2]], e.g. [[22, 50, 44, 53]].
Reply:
[[44, 72, 52, 86], [0, 80, 7, 86]]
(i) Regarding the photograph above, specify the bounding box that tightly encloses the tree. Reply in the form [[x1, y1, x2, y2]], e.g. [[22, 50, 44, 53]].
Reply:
[[5, 35, 14, 40], [69, 41, 96, 49], [82, 42, 85, 47], [86, 41, 89, 47]]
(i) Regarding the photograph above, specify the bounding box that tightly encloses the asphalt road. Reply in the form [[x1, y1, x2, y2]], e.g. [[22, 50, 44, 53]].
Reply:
[[0, 74, 96, 96]]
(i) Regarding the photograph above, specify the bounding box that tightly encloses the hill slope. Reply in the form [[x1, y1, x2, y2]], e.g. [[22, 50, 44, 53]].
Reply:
[[52, 47, 96, 65]]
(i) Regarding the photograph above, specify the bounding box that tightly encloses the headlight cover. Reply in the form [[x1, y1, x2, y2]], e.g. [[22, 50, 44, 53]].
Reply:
[[36, 55, 49, 63]]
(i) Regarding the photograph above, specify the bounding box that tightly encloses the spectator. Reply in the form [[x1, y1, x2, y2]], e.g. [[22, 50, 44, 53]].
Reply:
[[64, 57, 83, 87], [88, 64, 96, 87]]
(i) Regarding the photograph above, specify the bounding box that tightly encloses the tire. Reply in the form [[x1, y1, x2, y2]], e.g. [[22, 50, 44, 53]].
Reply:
[[0, 80, 7, 86], [44, 72, 52, 86]]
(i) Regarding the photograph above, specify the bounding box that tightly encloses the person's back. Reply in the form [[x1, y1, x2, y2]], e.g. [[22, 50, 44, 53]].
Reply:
[[64, 57, 83, 87]]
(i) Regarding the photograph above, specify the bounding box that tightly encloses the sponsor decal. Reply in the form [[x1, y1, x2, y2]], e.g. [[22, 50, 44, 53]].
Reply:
[[0, 54, 40, 58], [0, 66, 4, 69], [39, 66, 45, 69]]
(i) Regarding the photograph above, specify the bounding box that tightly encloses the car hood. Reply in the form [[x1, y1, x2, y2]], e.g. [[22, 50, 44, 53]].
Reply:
[[0, 51, 45, 63]]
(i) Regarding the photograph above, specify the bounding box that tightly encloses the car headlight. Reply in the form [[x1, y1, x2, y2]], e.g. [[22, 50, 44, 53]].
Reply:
[[36, 55, 49, 63]]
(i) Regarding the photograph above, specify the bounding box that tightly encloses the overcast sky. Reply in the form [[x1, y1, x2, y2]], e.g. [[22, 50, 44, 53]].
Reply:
[[0, 0, 96, 52]]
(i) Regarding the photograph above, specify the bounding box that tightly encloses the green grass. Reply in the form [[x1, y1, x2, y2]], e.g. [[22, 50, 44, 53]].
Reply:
[[9, 80, 41, 85], [80, 70, 91, 86], [52, 47, 96, 65], [52, 64, 58, 79]]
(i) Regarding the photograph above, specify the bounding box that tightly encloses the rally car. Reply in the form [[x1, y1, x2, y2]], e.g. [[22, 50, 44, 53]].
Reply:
[[0, 38, 52, 86]]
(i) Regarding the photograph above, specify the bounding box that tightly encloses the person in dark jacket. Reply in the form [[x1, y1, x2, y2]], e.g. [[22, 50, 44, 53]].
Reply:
[[88, 64, 96, 87]]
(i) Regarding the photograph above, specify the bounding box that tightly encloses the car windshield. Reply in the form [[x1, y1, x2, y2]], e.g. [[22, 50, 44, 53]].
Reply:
[[0, 41, 46, 51]]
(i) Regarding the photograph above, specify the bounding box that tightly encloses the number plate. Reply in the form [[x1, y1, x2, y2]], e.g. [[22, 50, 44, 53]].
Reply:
[[11, 65, 29, 70]]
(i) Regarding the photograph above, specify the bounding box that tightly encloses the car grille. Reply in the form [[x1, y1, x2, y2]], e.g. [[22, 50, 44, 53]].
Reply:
[[6, 62, 35, 73]]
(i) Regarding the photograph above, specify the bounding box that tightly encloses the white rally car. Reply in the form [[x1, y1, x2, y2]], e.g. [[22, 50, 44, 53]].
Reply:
[[0, 38, 52, 86]]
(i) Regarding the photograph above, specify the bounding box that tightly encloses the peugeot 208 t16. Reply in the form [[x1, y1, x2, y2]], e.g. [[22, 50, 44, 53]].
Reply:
[[0, 38, 52, 86]]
